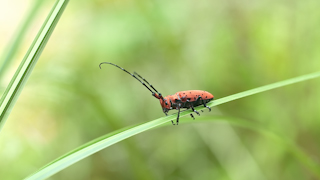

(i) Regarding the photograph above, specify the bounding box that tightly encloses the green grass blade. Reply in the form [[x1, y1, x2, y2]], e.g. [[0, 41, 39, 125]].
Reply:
[[0, 0, 45, 82], [0, 0, 69, 132], [24, 71, 320, 180], [208, 71, 320, 107]]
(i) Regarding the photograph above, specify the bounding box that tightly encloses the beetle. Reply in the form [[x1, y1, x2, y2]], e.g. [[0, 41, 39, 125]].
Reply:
[[99, 62, 214, 125]]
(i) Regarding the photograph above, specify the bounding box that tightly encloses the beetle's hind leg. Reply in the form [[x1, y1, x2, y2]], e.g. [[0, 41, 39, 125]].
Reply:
[[199, 96, 211, 112], [190, 113, 195, 120], [191, 106, 200, 116]]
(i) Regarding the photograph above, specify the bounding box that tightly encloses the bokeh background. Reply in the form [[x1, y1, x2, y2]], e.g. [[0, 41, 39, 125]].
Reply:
[[1, 0, 320, 179]]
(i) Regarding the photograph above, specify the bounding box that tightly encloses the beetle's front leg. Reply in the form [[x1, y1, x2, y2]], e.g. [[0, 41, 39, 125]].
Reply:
[[164, 111, 175, 125]]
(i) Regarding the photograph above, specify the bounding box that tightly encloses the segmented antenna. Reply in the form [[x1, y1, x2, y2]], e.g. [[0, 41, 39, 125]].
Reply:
[[134, 72, 161, 96], [99, 62, 161, 98]]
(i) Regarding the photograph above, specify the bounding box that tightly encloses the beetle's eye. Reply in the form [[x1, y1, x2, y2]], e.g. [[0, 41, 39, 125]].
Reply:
[[165, 101, 168, 105]]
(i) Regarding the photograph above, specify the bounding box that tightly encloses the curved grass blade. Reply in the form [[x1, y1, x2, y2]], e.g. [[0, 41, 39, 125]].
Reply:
[[206, 71, 320, 108], [0, 0, 69, 133], [0, 0, 46, 82], [24, 71, 320, 180]]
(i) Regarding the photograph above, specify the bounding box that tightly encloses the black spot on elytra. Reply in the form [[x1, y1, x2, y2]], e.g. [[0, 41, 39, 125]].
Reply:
[[189, 92, 191, 94], [194, 97, 196, 100], [183, 93, 185, 94], [206, 96, 207, 98]]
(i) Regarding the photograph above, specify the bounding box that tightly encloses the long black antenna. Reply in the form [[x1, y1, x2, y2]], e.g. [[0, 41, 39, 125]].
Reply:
[[134, 72, 161, 95], [99, 62, 161, 97]]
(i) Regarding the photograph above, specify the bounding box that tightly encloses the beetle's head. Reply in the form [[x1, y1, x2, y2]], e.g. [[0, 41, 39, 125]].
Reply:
[[153, 93, 171, 112], [159, 97, 171, 112]]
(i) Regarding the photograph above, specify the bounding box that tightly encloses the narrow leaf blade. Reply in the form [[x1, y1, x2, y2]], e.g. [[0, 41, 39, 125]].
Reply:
[[0, 0, 45, 82], [25, 71, 320, 180], [0, 0, 69, 132]]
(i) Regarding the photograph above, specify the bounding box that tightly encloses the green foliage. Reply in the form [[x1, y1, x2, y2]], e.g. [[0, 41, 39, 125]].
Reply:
[[1, 0, 320, 180], [0, 0, 45, 81], [0, 0, 69, 132], [25, 71, 320, 179]]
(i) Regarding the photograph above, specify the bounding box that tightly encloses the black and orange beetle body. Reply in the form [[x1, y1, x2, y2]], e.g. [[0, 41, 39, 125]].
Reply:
[[99, 62, 214, 125]]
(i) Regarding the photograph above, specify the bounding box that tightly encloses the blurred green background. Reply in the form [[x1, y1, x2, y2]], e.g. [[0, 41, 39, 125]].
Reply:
[[1, 0, 320, 179]]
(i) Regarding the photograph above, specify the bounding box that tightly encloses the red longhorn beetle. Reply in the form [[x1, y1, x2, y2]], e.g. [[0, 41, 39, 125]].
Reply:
[[99, 62, 214, 125]]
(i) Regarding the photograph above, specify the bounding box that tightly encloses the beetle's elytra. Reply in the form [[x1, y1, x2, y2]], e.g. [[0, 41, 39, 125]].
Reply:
[[99, 62, 214, 125]]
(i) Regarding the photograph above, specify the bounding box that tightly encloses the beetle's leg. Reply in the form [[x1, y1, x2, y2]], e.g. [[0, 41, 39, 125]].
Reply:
[[165, 112, 175, 125], [201, 110, 204, 112], [199, 96, 211, 112], [187, 100, 195, 120], [176, 103, 181, 125], [191, 106, 200, 116]]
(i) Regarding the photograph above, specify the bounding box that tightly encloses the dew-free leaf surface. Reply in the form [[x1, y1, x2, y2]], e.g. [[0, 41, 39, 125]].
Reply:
[[24, 71, 320, 180], [0, 0, 69, 132]]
